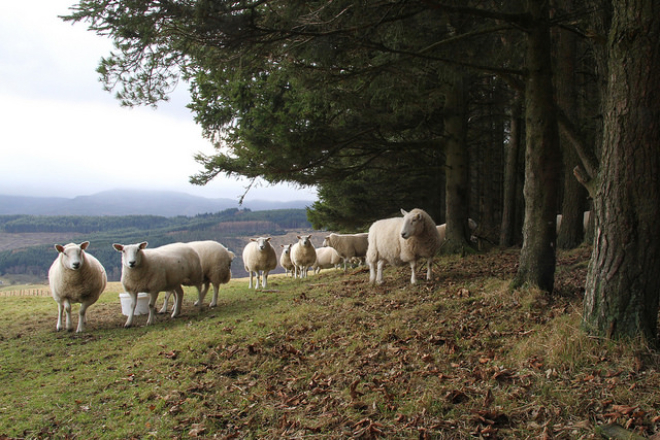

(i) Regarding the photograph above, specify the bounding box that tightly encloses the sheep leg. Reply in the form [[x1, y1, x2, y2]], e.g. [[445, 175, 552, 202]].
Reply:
[[256, 271, 262, 289], [124, 292, 138, 328], [209, 284, 220, 307], [425, 257, 433, 281], [76, 302, 89, 333], [146, 292, 159, 326], [248, 271, 254, 289], [194, 283, 210, 307], [159, 291, 172, 314], [56, 300, 64, 331], [64, 299, 74, 332], [368, 262, 376, 284], [376, 261, 386, 285], [263, 271, 269, 289], [409, 261, 418, 284], [171, 285, 184, 318]]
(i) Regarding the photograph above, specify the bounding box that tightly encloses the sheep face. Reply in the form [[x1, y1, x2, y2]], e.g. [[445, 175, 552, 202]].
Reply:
[[297, 235, 313, 247], [113, 241, 149, 268], [400, 209, 424, 240], [55, 241, 90, 271], [251, 237, 272, 251], [282, 244, 292, 255]]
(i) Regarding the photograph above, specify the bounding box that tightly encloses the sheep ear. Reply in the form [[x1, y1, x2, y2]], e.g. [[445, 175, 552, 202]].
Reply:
[[306, 235, 312, 239], [401, 209, 408, 216], [266, 237, 272, 241], [55, 244, 65, 253], [80, 241, 90, 250], [139, 241, 149, 249], [251, 238, 257, 242], [113, 243, 124, 252]]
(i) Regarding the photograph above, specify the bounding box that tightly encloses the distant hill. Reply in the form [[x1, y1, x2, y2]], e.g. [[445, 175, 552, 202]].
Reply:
[[0, 190, 314, 217]]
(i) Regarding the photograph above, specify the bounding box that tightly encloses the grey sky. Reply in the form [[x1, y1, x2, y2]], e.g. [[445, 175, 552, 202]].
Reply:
[[0, 1, 316, 202]]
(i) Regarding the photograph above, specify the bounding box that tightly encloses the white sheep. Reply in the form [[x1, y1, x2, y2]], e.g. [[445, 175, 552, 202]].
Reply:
[[113, 241, 203, 327], [556, 211, 591, 235], [436, 218, 478, 242], [48, 241, 107, 333], [312, 246, 342, 274], [160, 240, 235, 312], [280, 244, 295, 277], [291, 235, 317, 278], [242, 237, 278, 289], [322, 233, 369, 271], [367, 208, 441, 285]]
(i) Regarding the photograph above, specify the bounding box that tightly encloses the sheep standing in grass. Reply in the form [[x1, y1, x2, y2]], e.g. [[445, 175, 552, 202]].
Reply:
[[48, 241, 107, 333], [291, 235, 317, 278], [312, 247, 342, 274], [242, 237, 277, 289], [280, 244, 295, 277], [113, 241, 203, 327], [322, 233, 369, 271], [367, 208, 441, 285], [161, 240, 235, 312]]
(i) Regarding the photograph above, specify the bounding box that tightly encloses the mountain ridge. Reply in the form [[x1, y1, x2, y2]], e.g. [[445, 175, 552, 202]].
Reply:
[[0, 190, 314, 217]]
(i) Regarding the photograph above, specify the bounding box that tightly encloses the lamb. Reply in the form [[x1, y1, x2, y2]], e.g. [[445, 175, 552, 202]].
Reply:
[[312, 246, 342, 274], [280, 244, 295, 277], [48, 241, 107, 333], [242, 237, 278, 289], [436, 218, 478, 243], [291, 235, 317, 278], [160, 240, 235, 312], [367, 208, 442, 285], [322, 233, 369, 271], [113, 241, 203, 327]]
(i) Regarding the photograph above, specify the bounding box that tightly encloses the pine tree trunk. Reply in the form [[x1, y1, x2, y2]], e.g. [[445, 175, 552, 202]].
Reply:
[[512, 1, 562, 292], [500, 94, 523, 247], [443, 76, 471, 254], [583, 0, 660, 344], [556, 13, 588, 249]]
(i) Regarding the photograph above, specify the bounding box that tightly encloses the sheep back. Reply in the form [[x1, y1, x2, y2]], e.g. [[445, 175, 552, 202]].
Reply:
[[189, 240, 234, 285]]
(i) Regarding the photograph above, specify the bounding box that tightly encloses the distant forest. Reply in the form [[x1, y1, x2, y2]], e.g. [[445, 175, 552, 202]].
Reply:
[[0, 208, 311, 282]]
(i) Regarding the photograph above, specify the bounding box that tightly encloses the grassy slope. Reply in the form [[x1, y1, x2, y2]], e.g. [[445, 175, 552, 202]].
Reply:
[[0, 247, 658, 439]]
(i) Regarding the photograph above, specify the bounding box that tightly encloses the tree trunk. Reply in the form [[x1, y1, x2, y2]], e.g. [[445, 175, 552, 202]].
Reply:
[[556, 12, 588, 249], [512, 1, 562, 292], [583, 0, 660, 344], [500, 93, 523, 247], [443, 76, 472, 254]]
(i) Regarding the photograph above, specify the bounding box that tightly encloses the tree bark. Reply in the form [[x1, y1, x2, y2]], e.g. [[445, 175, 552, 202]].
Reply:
[[500, 93, 523, 247], [583, 0, 660, 344], [512, 1, 562, 292], [443, 76, 472, 254], [555, 10, 588, 249]]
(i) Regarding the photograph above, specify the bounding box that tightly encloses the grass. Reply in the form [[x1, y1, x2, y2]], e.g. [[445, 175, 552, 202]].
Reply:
[[1, 247, 659, 439]]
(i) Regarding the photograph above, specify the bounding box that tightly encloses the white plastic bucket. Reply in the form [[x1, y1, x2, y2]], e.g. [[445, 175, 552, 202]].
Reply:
[[119, 292, 150, 316]]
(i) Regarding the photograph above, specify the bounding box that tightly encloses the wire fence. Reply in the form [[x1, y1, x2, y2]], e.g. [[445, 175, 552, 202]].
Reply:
[[0, 289, 50, 297]]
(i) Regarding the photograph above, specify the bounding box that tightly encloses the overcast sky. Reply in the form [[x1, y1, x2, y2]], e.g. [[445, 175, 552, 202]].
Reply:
[[0, 1, 316, 202]]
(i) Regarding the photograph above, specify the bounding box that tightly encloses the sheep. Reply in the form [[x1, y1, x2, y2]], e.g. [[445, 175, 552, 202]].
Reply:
[[322, 233, 369, 271], [312, 246, 342, 274], [556, 211, 591, 235], [436, 218, 478, 243], [160, 240, 235, 312], [280, 244, 295, 277], [367, 208, 441, 285], [48, 241, 107, 333], [113, 241, 203, 327], [242, 237, 278, 289], [291, 235, 317, 278]]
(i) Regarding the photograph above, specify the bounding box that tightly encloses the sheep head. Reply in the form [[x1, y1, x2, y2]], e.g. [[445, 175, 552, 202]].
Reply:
[[251, 237, 272, 251], [113, 241, 149, 268], [55, 241, 90, 271], [400, 209, 425, 240]]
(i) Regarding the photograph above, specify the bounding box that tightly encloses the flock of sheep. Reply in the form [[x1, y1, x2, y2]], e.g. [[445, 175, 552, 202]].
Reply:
[[48, 208, 459, 332]]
